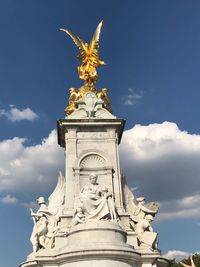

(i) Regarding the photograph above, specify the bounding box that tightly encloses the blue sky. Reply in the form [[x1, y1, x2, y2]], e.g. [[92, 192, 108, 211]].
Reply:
[[1, 1, 200, 266]]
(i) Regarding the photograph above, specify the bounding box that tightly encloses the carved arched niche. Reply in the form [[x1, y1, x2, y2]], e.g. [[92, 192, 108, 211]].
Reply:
[[80, 154, 106, 169], [73, 152, 114, 209]]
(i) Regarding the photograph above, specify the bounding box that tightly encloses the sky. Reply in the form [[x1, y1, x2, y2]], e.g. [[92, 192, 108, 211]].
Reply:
[[0, 0, 200, 266]]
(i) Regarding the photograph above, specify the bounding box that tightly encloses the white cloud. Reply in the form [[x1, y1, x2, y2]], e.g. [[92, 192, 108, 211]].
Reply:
[[0, 194, 18, 204], [123, 88, 143, 106], [121, 122, 200, 160], [120, 121, 200, 220], [0, 167, 9, 176], [163, 250, 191, 261], [158, 194, 200, 220], [0, 106, 39, 122], [0, 129, 64, 194]]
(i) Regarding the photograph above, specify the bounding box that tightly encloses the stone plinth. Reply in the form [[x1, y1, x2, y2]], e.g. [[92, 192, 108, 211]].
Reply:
[[65, 221, 133, 252], [21, 221, 169, 267], [21, 221, 140, 267]]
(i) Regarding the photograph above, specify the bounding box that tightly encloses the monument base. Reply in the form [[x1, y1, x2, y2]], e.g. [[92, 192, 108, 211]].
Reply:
[[20, 221, 169, 267]]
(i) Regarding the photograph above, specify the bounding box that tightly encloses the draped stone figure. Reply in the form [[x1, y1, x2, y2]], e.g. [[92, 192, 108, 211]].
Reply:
[[79, 173, 117, 222]]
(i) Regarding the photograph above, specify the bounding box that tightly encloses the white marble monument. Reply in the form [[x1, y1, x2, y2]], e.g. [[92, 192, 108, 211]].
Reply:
[[20, 22, 169, 267]]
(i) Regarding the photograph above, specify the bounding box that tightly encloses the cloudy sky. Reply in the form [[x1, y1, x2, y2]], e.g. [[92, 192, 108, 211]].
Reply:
[[1, 1, 200, 266]]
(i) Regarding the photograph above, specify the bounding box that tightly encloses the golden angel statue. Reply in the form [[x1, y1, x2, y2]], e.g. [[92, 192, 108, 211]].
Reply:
[[60, 21, 105, 87], [60, 21, 112, 116]]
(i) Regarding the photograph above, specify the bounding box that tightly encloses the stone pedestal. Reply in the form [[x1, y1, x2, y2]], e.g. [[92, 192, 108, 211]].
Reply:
[[22, 222, 138, 267], [20, 92, 169, 267], [20, 221, 168, 267]]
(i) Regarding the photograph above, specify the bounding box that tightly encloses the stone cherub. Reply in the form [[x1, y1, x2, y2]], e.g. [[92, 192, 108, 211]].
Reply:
[[72, 207, 86, 225]]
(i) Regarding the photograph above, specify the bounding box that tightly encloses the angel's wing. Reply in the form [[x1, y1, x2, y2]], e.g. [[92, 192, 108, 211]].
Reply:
[[48, 171, 66, 216], [123, 180, 136, 213], [60, 28, 87, 61], [89, 20, 103, 55]]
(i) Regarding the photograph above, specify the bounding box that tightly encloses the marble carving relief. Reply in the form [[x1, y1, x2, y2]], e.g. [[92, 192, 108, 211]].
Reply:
[[74, 173, 117, 223]]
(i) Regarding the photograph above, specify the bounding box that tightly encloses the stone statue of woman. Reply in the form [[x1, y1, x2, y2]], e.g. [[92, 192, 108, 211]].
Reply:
[[79, 173, 117, 221]]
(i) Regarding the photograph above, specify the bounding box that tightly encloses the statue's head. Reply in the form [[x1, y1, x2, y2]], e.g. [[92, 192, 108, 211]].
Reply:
[[102, 88, 107, 93], [76, 207, 83, 213], [40, 216, 48, 224], [69, 87, 75, 93], [89, 173, 97, 184], [37, 196, 46, 205], [136, 197, 145, 205]]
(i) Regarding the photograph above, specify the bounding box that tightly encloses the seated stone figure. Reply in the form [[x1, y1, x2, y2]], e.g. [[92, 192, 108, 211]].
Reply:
[[79, 173, 117, 221]]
